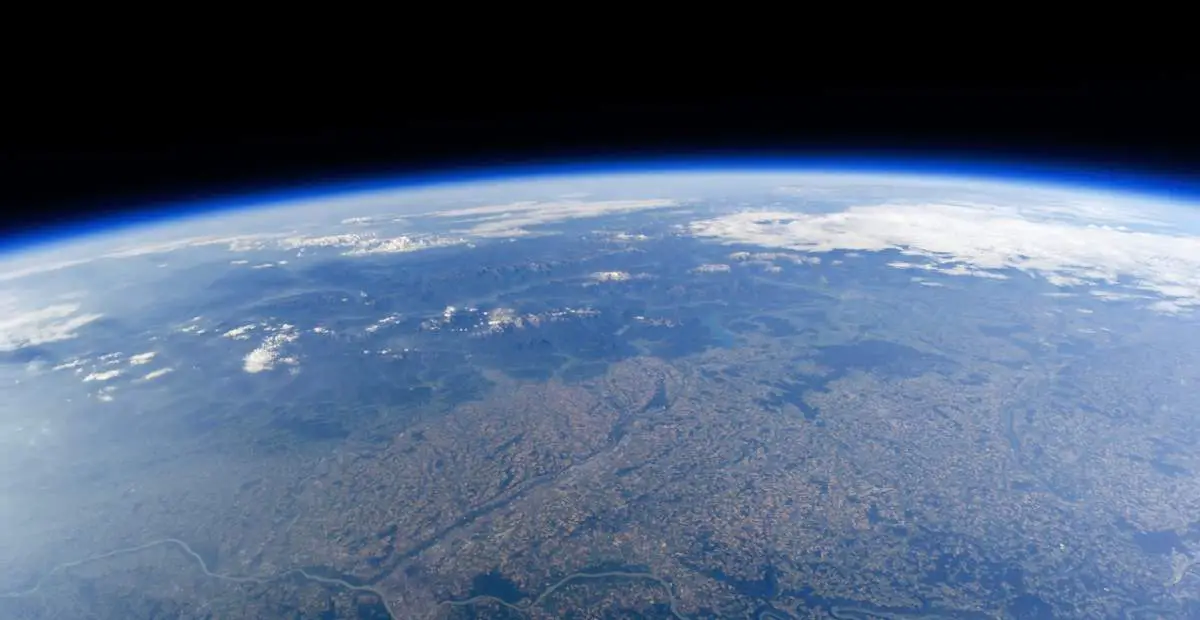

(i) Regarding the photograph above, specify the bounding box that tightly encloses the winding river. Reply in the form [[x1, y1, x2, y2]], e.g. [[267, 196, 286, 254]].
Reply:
[[2, 539, 988, 619], [1, 540, 690, 619], [0, 538, 399, 619]]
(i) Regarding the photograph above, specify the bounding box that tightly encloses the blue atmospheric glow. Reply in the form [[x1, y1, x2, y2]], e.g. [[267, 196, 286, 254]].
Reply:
[[6, 153, 1200, 257]]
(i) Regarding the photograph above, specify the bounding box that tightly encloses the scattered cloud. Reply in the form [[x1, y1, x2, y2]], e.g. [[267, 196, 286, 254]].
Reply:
[[727, 250, 819, 274], [0, 229, 461, 285], [601, 231, 653, 242], [476, 307, 598, 335], [0, 302, 103, 351], [426, 199, 678, 237], [0, 258, 94, 283], [693, 263, 732, 273], [243, 324, 299, 373], [728, 251, 820, 265], [128, 352, 156, 365], [104, 233, 289, 258], [142, 368, 173, 380], [53, 359, 87, 372], [419, 304, 599, 336], [588, 271, 652, 284], [279, 232, 466, 256], [887, 261, 1010, 280], [633, 315, 681, 327], [222, 324, 257, 340], [690, 200, 1200, 313], [83, 369, 121, 382], [767, 174, 1193, 231], [365, 314, 403, 333]]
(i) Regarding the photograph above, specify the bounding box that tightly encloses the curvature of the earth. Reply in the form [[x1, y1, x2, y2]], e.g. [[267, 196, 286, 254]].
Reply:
[[2, 170, 1200, 619]]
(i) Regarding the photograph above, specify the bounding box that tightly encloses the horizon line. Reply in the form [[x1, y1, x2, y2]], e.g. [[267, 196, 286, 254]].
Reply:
[[5, 153, 1200, 255]]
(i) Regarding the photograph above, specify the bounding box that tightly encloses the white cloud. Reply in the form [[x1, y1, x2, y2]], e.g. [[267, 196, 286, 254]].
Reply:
[[222, 324, 257, 340], [128, 352, 156, 365], [0, 228, 458, 285], [95, 385, 116, 402], [690, 199, 1200, 313], [0, 302, 103, 351], [83, 369, 121, 382], [693, 263, 732, 273], [476, 306, 598, 335], [588, 271, 652, 283], [767, 174, 1193, 231], [53, 359, 87, 372], [243, 325, 299, 373], [1089, 290, 1150, 301], [0, 258, 94, 283], [420, 305, 599, 335], [365, 314, 403, 333], [887, 261, 1010, 280], [103, 233, 289, 258], [343, 236, 463, 255], [427, 199, 678, 237], [279, 232, 466, 255], [729, 251, 820, 265], [142, 368, 173, 380]]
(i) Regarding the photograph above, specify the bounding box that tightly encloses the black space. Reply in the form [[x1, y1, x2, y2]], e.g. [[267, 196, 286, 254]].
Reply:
[[3, 67, 1200, 244]]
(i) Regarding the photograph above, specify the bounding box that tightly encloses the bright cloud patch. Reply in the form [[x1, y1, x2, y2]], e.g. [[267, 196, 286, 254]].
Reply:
[[887, 261, 1010, 280], [365, 314, 403, 333], [419, 305, 599, 336], [690, 201, 1200, 313], [53, 358, 87, 371], [83, 369, 121, 382], [588, 271, 652, 284], [0, 303, 103, 351], [428, 199, 678, 237], [223, 324, 257, 340], [279, 233, 465, 256], [128, 352, 156, 365], [142, 368, 173, 380], [243, 325, 300, 373]]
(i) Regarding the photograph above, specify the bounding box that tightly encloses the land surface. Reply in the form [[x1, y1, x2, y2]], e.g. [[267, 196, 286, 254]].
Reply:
[[2, 198, 1199, 619]]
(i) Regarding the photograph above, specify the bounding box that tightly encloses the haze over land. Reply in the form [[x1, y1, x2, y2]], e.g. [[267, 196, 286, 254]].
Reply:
[[2, 171, 1199, 618]]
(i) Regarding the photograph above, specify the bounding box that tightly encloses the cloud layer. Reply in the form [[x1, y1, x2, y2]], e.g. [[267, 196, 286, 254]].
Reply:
[[427, 199, 678, 237], [690, 201, 1200, 313], [0, 302, 104, 351]]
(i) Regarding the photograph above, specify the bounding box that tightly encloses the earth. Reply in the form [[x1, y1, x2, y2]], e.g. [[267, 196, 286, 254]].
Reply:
[[2, 169, 1200, 619]]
